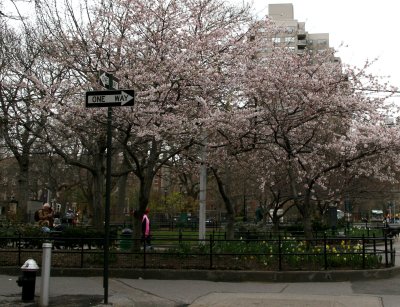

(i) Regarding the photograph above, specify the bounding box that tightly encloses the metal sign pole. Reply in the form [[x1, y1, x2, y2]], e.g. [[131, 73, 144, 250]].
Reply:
[[104, 106, 112, 304], [85, 71, 134, 304]]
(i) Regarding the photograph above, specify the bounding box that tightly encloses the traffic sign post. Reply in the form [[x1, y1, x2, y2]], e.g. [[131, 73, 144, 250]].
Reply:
[[104, 106, 112, 304], [87, 71, 133, 304]]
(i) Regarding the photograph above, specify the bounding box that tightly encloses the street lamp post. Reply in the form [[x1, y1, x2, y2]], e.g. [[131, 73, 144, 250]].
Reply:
[[243, 193, 247, 222], [198, 134, 207, 242], [242, 180, 247, 222], [164, 188, 167, 206], [393, 202, 396, 223]]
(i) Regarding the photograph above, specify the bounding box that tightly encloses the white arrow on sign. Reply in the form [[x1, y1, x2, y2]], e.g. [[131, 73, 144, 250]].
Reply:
[[85, 90, 134, 108]]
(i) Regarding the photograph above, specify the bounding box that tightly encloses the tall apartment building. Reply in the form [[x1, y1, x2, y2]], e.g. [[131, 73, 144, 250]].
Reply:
[[262, 3, 340, 62]]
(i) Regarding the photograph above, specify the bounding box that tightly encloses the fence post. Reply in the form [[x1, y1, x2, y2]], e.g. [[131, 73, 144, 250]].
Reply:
[[143, 238, 147, 269], [80, 238, 84, 268], [179, 229, 183, 244], [278, 235, 282, 271], [209, 234, 213, 269], [384, 234, 389, 267], [324, 233, 327, 270], [18, 233, 22, 266], [373, 233, 376, 255], [362, 234, 366, 269], [390, 237, 394, 266]]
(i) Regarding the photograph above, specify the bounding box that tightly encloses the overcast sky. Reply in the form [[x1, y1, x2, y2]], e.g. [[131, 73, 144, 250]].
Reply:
[[237, 0, 400, 94], [3, 0, 399, 94]]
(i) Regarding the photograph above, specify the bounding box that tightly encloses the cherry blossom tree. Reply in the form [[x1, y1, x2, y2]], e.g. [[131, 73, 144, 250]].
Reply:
[[185, 19, 400, 241], [22, 0, 259, 233], [109, 0, 259, 238], [239, 23, 400, 239], [0, 22, 51, 219]]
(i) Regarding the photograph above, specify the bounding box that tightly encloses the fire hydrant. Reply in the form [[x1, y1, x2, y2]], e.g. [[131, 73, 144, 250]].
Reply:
[[16, 259, 39, 301]]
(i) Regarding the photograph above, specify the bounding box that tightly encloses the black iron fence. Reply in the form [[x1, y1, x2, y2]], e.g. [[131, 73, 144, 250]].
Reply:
[[0, 233, 395, 271]]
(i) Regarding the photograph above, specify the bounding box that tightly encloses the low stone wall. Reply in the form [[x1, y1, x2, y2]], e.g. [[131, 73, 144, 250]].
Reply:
[[2, 265, 400, 283]]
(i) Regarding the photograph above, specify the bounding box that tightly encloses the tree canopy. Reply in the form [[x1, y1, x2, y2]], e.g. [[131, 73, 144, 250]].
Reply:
[[0, 0, 399, 238]]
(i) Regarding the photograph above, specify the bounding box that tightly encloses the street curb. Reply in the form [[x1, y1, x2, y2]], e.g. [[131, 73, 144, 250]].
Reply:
[[2, 265, 400, 282]]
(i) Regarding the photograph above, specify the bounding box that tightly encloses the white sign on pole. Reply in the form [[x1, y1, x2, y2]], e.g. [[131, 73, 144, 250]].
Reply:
[[85, 90, 134, 108]]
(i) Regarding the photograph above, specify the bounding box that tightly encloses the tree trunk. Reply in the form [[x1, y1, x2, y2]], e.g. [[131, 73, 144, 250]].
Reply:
[[302, 205, 313, 241], [91, 172, 104, 229], [225, 211, 235, 240], [211, 167, 236, 239], [91, 154, 105, 229], [116, 173, 128, 224], [16, 156, 30, 222], [272, 214, 280, 233], [287, 158, 314, 240]]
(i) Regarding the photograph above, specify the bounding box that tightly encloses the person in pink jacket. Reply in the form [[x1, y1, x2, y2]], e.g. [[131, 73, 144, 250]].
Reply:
[[142, 208, 151, 248]]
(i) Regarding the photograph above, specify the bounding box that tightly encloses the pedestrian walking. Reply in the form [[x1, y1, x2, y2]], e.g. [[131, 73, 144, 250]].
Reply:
[[142, 208, 151, 249]]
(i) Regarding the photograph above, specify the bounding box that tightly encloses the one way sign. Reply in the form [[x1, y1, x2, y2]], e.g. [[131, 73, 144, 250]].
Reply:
[[86, 90, 134, 108]]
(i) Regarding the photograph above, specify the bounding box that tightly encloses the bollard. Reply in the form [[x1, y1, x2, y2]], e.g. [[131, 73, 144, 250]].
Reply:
[[16, 259, 39, 301], [40, 242, 52, 307]]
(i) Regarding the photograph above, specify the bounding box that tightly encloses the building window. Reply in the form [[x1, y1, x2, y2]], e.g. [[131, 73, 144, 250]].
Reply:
[[285, 26, 295, 33], [285, 36, 295, 43], [272, 37, 281, 44]]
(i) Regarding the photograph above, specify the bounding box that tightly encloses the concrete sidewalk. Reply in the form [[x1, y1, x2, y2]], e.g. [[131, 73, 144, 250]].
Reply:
[[2, 274, 399, 307]]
